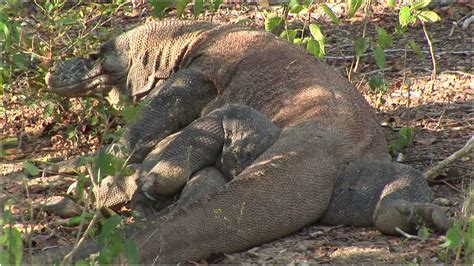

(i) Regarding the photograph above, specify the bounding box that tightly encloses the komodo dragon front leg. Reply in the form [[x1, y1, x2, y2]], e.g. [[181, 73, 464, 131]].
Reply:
[[123, 67, 217, 164]]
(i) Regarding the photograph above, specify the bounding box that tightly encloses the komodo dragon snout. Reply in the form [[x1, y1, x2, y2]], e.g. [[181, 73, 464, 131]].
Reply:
[[45, 43, 129, 98]]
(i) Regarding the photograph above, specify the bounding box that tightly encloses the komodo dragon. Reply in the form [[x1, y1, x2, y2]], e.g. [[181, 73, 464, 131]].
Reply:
[[39, 20, 449, 264]]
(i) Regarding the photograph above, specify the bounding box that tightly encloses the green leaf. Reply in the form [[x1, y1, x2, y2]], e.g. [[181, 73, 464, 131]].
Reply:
[[23, 161, 40, 176], [320, 4, 340, 24], [354, 37, 368, 58], [123, 239, 139, 264], [306, 38, 324, 58], [1, 227, 23, 266], [399, 6, 413, 27], [99, 215, 122, 243], [399, 127, 413, 144], [417, 10, 441, 23], [64, 212, 94, 226], [210, 0, 223, 12], [94, 150, 132, 178], [150, 1, 171, 18], [441, 225, 461, 249], [289, 0, 304, 14], [347, 0, 363, 18], [264, 13, 284, 32], [411, 0, 431, 10], [417, 225, 430, 241], [12, 51, 29, 71], [193, 0, 203, 17], [66, 124, 77, 139], [368, 74, 387, 92], [176, 0, 190, 16], [407, 39, 423, 58], [74, 260, 89, 266], [376, 26, 393, 50], [280, 29, 297, 43], [309, 24, 325, 42], [43, 102, 55, 118], [122, 104, 141, 124], [387, 0, 396, 7], [374, 46, 385, 69]]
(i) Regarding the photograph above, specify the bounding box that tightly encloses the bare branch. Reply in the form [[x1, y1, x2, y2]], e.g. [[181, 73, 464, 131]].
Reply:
[[425, 137, 474, 181]]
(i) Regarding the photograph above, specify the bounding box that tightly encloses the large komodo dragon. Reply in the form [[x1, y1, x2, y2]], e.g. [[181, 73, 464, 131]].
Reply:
[[40, 20, 449, 264]]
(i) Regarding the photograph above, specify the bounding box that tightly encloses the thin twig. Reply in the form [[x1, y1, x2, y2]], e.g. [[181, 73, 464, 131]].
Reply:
[[421, 21, 436, 92], [441, 180, 463, 193], [62, 164, 102, 264]]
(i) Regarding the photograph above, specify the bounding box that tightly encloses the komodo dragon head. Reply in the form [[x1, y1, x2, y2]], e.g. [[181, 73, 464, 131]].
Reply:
[[45, 20, 215, 100]]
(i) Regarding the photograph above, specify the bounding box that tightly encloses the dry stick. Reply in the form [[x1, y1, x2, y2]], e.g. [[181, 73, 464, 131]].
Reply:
[[62, 165, 103, 265], [395, 227, 421, 240], [424, 136, 474, 181]]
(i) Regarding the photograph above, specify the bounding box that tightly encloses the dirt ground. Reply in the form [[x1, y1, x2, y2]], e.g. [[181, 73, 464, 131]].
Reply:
[[1, 1, 472, 264]]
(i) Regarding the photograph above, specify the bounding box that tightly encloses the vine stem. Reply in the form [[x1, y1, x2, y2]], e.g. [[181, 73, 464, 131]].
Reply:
[[421, 20, 437, 91]]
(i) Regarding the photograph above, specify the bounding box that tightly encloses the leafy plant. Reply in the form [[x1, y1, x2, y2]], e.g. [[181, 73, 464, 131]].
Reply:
[[398, 0, 440, 87], [0, 210, 23, 266], [390, 126, 413, 153], [440, 188, 473, 264], [150, 0, 223, 18]]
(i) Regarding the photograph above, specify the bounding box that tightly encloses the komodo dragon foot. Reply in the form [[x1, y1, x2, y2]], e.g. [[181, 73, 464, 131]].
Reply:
[[320, 159, 450, 235]]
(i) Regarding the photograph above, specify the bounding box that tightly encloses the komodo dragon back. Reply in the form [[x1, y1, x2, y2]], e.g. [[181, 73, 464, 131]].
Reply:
[[39, 20, 449, 264]]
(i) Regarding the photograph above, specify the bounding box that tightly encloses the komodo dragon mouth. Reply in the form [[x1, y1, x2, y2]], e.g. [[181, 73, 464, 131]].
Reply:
[[45, 57, 126, 97]]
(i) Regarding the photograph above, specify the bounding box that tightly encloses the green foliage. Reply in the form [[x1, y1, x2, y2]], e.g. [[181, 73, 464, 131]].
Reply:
[[97, 215, 138, 265], [23, 161, 40, 176], [417, 225, 431, 241], [354, 37, 369, 58], [374, 46, 385, 69], [94, 150, 133, 180], [347, 0, 364, 18], [264, 13, 284, 32], [440, 189, 473, 264], [150, 1, 172, 18], [390, 127, 413, 153], [369, 74, 387, 93], [376, 26, 393, 50], [408, 39, 423, 58], [399, 0, 440, 27], [308, 24, 325, 58], [263, 1, 326, 59], [320, 3, 340, 24], [176, 0, 191, 16], [0, 210, 23, 266], [150, 0, 223, 18], [194, 0, 204, 17]]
